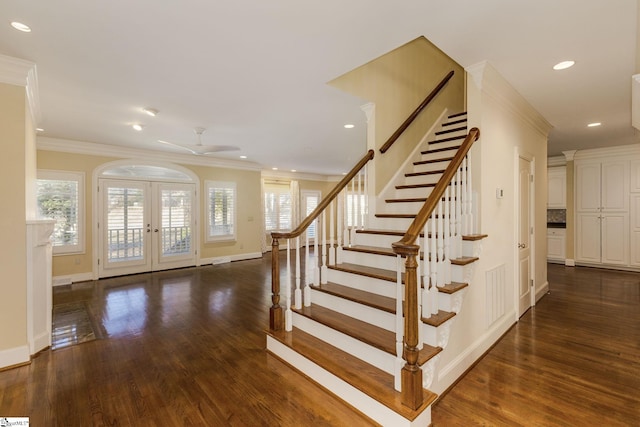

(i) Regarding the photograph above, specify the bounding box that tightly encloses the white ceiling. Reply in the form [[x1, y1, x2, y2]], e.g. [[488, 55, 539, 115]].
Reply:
[[1, 0, 637, 175]]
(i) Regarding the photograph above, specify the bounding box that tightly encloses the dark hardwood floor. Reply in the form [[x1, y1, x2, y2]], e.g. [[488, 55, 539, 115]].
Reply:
[[432, 263, 640, 426], [0, 260, 639, 426]]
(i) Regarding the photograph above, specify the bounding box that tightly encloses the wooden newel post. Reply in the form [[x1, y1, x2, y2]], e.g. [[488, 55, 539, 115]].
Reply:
[[393, 243, 424, 410], [270, 236, 283, 331]]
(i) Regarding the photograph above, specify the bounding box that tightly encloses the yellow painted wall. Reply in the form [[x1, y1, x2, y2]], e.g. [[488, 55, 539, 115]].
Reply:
[[185, 164, 262, 259], [329, 36, 465, 194], [37, 150, 265, 274], [0, 83, 28, 354]]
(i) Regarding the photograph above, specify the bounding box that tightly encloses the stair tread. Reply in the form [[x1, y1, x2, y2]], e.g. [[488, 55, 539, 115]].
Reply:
[[405, 170, 445, 177], [356, 229, 486, 242], [329, 262, 397, 283], [422, 310, 456, 327], [311, 282, 396, 314], [395, 183, 436, 190], [294, 304, 442, 365], [435, 126, 467, 136], [267, 327, 437, 419], [448, 112, 467, 119], [442, 118, 467, 127], [375, 213, 417, 218], [427, 135, 466, 145], [414, 157, 454, 165], [421, 146, 460, 155]]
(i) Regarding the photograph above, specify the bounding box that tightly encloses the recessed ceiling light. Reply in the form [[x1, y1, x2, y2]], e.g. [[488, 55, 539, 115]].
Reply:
[[344, 124, 355, 129], [553, 60, 575, 71], [11, 22, 31, 32], [342, 172, 347, 175], [291, 169, 297, 173], [240, 155, 247, 159], [36, 128, 44, 132], [132, 124, 144, 131], [272, 167, 278, 171], [587, 122, 601, 127], [142, 107, 158, 117]]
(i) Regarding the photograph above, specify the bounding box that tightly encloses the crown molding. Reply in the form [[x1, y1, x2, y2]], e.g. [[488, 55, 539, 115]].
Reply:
[[466, 61, 553, 138], [261, 169, 333, 182], [574, 143, 640, 161], [38, 136, 264, 172], [547, 156, 566, 167], [0, 53, 41, 124]]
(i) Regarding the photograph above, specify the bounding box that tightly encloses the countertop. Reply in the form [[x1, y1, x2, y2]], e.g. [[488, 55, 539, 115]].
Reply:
[[547, 222, 566, 229]]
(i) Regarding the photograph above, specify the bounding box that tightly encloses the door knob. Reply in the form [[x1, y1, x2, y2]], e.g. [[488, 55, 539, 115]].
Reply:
[[154, 228, 159, 232]]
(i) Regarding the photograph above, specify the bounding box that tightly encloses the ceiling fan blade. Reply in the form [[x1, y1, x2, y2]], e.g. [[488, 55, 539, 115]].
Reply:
[[197, 145, 241, 154], [158, 139, 199, 155]]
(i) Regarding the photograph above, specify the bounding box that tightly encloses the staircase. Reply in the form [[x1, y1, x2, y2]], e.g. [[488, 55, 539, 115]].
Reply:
[[266, 113, 485, 426]]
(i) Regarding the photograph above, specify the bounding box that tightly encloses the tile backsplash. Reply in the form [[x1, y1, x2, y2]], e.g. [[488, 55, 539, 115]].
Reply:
[[547, 209, 566, 223]]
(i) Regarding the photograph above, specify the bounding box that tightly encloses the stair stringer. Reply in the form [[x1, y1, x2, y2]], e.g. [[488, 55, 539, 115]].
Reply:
[[375, 109, 450, 214]]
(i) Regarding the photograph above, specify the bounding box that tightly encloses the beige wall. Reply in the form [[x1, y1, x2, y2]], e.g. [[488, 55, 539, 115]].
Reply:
[[431, 62, 551, 395], [186, 164, 262, 259], [0, 83, 28, 357], [37, 150, 266, 276], [329, 36, 465, 194]]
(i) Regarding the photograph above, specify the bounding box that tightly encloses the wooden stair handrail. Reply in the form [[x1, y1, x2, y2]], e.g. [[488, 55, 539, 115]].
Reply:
[[379, 70, 455, 154], [392, 126, 479, 411], [392, 127, 479, 250], [271, 149, 374, 241], [270, 148, 374, 332]]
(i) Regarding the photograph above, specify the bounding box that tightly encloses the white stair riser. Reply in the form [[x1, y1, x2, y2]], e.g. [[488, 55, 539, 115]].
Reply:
[[326, 268, 395, 297], [422, 318, 454, 348], [427, 138, 465, 151], [341, 250, 398, 272], [404, 174, 441, 186], [266, 336, 429, 427], [388, 187, 434, 201], [420, 148, 458, 161], [310, 289, 396, 332], [412, 161, 453, 174], [376, 201, 425, 215], [292, 312, 396, 375], [437, 287, 468, 313]]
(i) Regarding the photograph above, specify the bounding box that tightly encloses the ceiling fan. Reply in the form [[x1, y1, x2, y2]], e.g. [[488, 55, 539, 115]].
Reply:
[[158, 127, 239, 155]]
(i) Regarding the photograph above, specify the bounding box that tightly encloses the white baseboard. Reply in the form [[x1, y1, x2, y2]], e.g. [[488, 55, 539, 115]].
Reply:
[[433, 311, 515, 396], [52, 272, 93, 287], [565, 259, 575, 267], [0, 344, 30, 370], [31, 331, 51, 355], [536, 281, 549, 303], [201, 252, 263, 266]]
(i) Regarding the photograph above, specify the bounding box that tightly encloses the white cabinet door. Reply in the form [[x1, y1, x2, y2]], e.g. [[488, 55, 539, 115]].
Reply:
[[601, 214, 628, 265], [576, 213, 601, 263], [547, 167, 566, 208], [576, 162, 601, 212], [601, 160, 628, 212], [547, 229, 566, 261]]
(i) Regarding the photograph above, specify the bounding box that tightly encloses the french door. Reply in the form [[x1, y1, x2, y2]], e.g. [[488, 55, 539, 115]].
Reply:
[[98, 179, 196, 277]]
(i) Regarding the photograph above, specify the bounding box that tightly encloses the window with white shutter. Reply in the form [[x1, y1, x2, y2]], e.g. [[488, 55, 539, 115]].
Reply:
[[264, 183, 291, 232], [36, 170, 85, 254], [206, 181, 236, 242]]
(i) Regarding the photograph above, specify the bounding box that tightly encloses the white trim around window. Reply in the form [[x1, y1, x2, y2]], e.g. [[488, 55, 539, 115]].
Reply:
[[36, 170, 85, 255], [205, 180, 237, 242]]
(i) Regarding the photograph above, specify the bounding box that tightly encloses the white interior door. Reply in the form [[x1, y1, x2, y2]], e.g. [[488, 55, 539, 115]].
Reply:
[[518, 157, 533, 317], [99, 179, 195, 277]]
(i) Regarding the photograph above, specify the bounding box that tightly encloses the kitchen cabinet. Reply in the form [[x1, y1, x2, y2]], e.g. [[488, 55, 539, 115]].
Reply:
[[547, 166, 566, 208], [575, 159, 628, 266], [547, 228, 566, 262]]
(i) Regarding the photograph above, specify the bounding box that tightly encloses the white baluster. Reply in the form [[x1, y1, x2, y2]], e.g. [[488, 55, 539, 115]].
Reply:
[[437, 199, 445, 287], [329, 199, 335, 265], [430, 211, 438, 314], [467, 155, 473, 234], [321, 211, 328, 284], [394, 254, 403, 391], [305, 222, 312, 307], [337, 191, 344, 263], [350, 178, 356, 245], [455, 166, 463, 258], [313, 217, 320, 288], [444, 186, 451, 285], [295, 236, 301, 309], [285, 239, 292, 331], [363, 164, 369, 229], [422, 220, 431, 318], [461, 157, 469, 235], [344, 188, 351, 247]]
